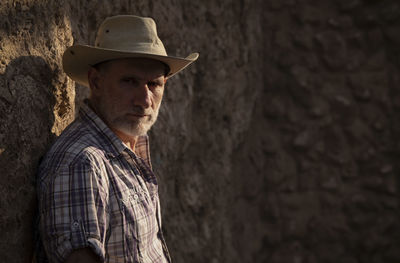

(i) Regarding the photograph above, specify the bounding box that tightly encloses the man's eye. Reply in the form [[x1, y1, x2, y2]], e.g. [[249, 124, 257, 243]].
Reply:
[[122, 78, 137, 85], [147, 82, 162, 89]]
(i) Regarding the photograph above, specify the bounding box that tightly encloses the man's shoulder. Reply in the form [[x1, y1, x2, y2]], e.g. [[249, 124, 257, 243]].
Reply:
[[39, 118, 109, 174]]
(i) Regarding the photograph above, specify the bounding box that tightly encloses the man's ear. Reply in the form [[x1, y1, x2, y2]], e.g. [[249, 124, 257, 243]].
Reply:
[[88, 67, 101, 92]]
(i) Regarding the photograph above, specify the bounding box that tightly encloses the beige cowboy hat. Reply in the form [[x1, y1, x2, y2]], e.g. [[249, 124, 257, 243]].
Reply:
[[62, 15, 199, 87]]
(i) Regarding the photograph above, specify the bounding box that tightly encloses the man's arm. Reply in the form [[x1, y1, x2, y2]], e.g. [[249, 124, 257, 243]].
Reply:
[[65, 248, 101, 263], [38, 152, 109, 262]]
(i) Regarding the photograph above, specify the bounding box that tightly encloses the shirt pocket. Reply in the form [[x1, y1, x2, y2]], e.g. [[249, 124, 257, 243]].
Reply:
[[119, 188, 157, 241]]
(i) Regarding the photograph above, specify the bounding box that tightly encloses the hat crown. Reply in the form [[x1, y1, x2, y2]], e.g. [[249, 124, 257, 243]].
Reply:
[[94, 15, 167, 56]]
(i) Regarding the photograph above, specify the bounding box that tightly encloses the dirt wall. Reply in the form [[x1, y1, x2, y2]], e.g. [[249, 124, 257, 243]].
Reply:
[[0, 0, 399, 263], [235, 0, 400, 262]]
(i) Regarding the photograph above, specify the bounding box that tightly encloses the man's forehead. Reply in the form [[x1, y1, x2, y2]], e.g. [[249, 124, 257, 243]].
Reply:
[[107, 58, 168, 76]]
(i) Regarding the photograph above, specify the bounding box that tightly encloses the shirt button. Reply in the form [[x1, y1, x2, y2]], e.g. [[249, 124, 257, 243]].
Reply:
[[133, 194, 139, 200], [72, 221, 79, 229]]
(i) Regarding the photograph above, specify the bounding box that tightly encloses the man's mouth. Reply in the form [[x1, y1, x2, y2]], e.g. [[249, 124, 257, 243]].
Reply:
[[127, 113, 149, 118]]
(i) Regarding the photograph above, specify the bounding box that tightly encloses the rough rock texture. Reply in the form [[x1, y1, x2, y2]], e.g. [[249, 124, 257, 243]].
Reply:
[[0, 0, 399, 263], [245, 0, 400, 262]]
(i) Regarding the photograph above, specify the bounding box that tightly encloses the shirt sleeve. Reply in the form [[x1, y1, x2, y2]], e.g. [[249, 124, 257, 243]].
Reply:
[[38, 151, 109, 263]]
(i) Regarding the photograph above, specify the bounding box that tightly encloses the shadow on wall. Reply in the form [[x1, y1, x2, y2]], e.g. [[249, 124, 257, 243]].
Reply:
[[0, 56, 56, 263]]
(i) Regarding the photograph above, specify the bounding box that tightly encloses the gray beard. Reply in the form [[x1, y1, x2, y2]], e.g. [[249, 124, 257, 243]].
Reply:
[[107, 107, 160, 137]]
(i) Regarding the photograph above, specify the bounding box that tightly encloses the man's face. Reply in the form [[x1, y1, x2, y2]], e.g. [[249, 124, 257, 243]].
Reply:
[[89, 58, 167, 137]]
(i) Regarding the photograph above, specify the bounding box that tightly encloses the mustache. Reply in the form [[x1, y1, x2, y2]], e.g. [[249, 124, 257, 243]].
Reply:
[[129, 106, 153, 115]]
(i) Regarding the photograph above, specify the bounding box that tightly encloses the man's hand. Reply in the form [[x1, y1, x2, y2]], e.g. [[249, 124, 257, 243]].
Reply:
[[65, 247, 101, 263]]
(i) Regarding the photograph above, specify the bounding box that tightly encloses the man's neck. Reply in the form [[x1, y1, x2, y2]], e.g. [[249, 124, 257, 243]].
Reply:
[[112, 129, 139, 153]]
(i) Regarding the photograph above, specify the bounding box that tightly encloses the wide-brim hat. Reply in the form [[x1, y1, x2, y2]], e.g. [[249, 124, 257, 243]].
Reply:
[[62, 15, 199, 87]]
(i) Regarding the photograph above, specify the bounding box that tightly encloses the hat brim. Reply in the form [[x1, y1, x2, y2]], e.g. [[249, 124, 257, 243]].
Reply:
[[62, 45, 199, 87]]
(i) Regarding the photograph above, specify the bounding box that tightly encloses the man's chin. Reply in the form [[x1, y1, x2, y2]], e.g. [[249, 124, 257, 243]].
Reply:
[[119, 124, 152, 137], [110, 117, 156, 136]]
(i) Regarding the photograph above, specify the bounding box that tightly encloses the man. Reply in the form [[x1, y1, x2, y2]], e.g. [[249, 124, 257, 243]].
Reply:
[[37, 15, 198, 263]]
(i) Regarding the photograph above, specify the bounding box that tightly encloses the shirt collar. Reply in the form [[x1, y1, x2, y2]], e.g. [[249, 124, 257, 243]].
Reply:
[[79, 100, 152, 167]]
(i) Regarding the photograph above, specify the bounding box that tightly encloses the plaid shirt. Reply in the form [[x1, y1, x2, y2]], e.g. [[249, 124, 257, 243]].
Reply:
[[37, 102, 171, 263]]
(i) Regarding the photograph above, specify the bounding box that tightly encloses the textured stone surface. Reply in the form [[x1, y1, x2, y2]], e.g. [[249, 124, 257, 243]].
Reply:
[[246, 0, 400, 262], [0, 0, 400, 263]]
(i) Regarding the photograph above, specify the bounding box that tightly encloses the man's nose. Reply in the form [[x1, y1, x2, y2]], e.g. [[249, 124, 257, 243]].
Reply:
[[134, 83, 152, 108]]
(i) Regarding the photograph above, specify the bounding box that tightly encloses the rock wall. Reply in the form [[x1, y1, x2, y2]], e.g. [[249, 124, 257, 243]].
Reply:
[[236, 0, 400, 262], [0, 0, 399, 263]]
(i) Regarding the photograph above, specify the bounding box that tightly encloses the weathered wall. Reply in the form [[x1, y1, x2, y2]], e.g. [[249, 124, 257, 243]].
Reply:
[[0, 0, 399, 263], [234, 0, 400, 262]]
